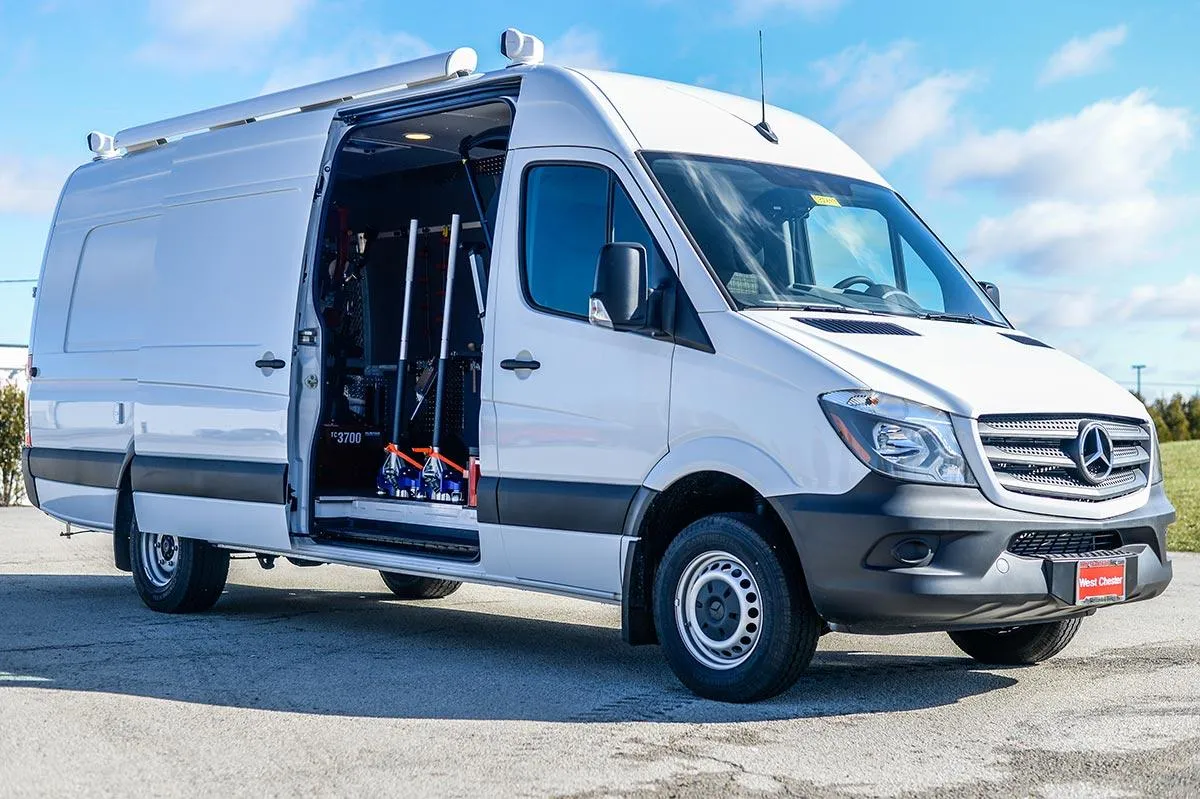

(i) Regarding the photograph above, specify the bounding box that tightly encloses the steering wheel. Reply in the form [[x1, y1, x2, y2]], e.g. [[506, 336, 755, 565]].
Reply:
[[833, 275, 923, 311], [834, 275, 876, 291]]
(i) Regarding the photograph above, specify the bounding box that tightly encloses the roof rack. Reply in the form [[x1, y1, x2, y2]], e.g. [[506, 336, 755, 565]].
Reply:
[[102, 47, 478, 156]]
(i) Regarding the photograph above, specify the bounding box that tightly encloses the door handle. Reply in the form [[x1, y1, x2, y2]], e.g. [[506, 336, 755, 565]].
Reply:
[[255, 358, 286, 370], [500, 358, 541, 371]]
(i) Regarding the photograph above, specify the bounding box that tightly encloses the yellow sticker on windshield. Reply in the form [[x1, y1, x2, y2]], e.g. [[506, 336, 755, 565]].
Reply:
[[811, 194, 842, 207]]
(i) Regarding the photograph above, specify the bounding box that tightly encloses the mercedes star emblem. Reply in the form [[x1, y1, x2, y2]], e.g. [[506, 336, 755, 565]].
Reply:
[[1075, 422, 1115, 485]]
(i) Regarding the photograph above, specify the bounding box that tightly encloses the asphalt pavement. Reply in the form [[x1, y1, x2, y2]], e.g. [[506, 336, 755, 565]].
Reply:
[[1, 507, 1197, 797]]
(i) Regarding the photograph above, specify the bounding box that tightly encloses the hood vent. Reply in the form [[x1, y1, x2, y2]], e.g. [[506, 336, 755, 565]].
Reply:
[[1001, 333, 1053, 349], [796, 318, 920, 336]]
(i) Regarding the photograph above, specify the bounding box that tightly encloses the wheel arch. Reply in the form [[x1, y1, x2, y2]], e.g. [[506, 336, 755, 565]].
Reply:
[[111, 444, 136, 573], [620, 466, 805, 646]]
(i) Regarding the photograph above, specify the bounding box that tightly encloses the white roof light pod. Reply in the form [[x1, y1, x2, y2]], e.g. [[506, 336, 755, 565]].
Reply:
[[87, 131, 117, 157], [501, 28, 544, 66]]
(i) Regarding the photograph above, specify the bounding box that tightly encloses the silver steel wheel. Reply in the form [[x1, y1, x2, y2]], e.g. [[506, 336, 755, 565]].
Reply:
[[673, 550, 763, 670], [139, 531, 180, 588]]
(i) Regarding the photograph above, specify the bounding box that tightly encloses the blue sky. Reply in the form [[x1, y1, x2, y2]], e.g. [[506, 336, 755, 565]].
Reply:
[[1, 0, 1197, 396]]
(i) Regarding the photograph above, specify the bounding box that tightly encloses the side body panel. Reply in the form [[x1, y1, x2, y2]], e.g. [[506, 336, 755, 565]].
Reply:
[[26, 150, 172, 528]]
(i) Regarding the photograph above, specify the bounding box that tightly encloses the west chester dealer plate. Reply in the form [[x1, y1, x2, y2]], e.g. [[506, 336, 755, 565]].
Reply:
[[1075, 557, 1127, 605]]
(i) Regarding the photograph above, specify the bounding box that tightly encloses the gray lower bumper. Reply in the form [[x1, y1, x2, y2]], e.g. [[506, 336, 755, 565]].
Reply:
[[769, 477, 1175, 634]]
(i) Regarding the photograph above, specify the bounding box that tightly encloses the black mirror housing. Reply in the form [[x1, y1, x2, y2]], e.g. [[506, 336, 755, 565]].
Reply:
[[591, 242, 648, 331], [978, 280, 1001, 308]]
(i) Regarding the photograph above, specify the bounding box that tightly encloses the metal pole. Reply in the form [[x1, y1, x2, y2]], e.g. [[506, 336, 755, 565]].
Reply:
[[391, 219, 420, 443], [460, 158, 493, 251], [432, 214, 461, 452], [1133, 364, 1146, 397]]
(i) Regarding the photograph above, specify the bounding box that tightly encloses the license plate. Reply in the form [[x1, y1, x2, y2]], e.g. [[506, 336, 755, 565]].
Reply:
[[1075, 558, 1127, 605]]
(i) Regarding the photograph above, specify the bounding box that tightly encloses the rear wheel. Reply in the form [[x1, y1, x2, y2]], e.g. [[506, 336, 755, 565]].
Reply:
[[653, 512, 822, 703], [379, 571, 462, 600], [948, 618, 1082, 665], [129, 510, 229, 613]]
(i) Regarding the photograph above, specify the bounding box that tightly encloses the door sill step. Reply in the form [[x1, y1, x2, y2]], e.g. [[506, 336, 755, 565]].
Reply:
[[313, 517, 479, 562]]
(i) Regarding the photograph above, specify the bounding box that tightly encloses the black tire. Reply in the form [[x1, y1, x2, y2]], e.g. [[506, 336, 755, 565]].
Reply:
[[379, 571, 462, 600], [129, 509, 229, 614], [948, 618, 1083, 665], [652, 512, 822, 703]]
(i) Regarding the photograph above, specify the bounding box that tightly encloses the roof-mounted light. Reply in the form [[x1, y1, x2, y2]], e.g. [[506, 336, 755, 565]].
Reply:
[[500, 28, 544, 66], [87, 131, 117, 157]]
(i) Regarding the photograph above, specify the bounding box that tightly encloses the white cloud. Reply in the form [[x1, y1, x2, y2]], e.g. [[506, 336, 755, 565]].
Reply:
[[838, 72, 975, 168], [940, 92, 1193, 274], [136, 0, 313, 72], [734, 0, 845, 17], [815, 42, 975, 168], [1007, 289, 1105, 332], [931, 91, 1191, 198], [0, 158, 71, 214], [545, 27, 614, 70], [1119, 274, 1200, 321], [1185, 322, 1200, 340], [1039, 25, 1127, 85], [966, 196, 1180, 274], [261, 32, 434, 94], [814, 41, 917, 113]]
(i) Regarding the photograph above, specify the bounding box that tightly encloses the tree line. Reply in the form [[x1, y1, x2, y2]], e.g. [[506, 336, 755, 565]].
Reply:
[[1141, 393, 1200, 443], [0, 382, 24, 505]]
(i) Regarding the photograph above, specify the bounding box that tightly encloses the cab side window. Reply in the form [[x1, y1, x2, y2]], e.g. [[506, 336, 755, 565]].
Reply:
[[522, 163, 669, 319]]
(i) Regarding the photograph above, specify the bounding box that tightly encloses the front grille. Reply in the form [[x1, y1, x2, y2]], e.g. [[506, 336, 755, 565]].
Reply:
[[978, 414, 1151, 502], [1007, 529, 1124, 557]]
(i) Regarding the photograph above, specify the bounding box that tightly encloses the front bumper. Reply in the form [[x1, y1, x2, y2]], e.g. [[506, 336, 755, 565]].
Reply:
[[769, 476, 1175, 634]]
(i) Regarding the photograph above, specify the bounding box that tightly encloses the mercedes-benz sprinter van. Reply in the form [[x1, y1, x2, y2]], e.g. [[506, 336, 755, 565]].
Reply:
[[21, 30, 1174, 702]]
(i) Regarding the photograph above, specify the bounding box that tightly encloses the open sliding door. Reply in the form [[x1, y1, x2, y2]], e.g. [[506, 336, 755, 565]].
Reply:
[[132, 109, 336, 551]]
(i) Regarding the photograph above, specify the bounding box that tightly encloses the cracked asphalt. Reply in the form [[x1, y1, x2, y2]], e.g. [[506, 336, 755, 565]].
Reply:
[[1, 507, 1198, 798]]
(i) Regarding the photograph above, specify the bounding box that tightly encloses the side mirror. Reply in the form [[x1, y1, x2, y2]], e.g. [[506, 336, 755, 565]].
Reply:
[[978, 281, 1001, 308], [590, 242, 648, 331]]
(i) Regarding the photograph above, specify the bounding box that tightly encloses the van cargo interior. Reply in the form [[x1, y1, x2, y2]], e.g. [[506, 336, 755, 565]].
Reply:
[[310, 99, 513, 559]]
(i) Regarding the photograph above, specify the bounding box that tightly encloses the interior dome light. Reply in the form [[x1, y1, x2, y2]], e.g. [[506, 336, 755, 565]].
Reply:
[[403, 132, 432, 141]]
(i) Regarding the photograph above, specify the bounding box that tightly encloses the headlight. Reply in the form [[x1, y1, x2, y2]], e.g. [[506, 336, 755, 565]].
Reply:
[[1150, 425, 1164, 485], [820, 390, 976, 486]]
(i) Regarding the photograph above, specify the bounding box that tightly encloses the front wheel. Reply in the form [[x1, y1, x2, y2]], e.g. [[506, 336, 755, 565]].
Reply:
[[653, 512, 822, 703], [948, 618, 1082, 665], [129, 512, 229, 613]]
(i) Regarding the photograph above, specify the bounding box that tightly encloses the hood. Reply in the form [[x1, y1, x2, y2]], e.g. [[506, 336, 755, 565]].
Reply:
[[749, 311, 1147, 420]]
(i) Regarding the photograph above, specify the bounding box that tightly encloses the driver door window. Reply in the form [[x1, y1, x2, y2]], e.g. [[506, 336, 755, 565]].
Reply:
[[805, 206, 895, 288]]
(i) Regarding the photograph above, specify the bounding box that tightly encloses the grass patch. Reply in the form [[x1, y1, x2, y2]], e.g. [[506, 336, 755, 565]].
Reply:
[[1163, 440, 1200, 552]]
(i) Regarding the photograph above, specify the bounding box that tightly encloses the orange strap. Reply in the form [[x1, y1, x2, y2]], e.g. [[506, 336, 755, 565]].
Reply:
[[412, 447, 467, 475], [385, 443, 425, 471]]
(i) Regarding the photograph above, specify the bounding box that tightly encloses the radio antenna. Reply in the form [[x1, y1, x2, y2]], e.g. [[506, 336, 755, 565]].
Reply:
[[754, 30, 778, 143]]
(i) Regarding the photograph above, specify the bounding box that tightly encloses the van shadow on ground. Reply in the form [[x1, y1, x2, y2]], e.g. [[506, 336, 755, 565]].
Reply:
[[0, 574, 1018, 723]]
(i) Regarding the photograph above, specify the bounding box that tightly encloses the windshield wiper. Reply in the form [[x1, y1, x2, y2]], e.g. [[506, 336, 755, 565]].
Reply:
[[918, 311, 1008, 328], [753, 302, 882, 315]]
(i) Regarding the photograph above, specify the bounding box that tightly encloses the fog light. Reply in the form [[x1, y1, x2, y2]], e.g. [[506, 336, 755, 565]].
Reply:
[[892, 538, 934, 566]]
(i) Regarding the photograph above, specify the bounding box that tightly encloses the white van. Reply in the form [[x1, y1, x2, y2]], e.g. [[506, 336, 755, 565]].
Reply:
[[22, 30, 1174, 702]]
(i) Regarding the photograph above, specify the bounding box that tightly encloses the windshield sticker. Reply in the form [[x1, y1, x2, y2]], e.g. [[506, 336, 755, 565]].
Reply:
[[811, 194, 842, 207]]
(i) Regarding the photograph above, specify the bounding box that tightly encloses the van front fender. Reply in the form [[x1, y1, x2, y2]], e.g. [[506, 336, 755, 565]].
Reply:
[[642, 437, 801, 498]]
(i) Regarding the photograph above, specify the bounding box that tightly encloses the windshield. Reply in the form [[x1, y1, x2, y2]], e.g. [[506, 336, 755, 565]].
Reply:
[[644, 152, 1006, 324]]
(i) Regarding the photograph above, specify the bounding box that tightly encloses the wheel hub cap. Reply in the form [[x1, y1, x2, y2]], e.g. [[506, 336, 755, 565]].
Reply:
[[140, 532, 179, 588], [674, 551, 763, 670]]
